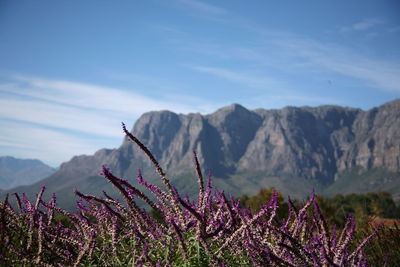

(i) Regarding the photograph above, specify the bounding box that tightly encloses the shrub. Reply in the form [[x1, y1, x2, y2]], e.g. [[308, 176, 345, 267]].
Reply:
[[0, 123, 381, 266]]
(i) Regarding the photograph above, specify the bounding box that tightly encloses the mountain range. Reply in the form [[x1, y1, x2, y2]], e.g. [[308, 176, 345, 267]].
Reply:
[[1, 99, 399, 210], [0, 156, 55, 190]]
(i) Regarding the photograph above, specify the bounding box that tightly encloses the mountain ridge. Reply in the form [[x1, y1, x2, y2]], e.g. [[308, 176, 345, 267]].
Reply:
[[2, 99, 399, 209], [0, 156, 56, 190]]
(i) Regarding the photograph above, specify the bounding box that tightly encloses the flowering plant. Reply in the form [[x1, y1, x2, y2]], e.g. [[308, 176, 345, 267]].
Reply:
[[0, 123, 379, 266]]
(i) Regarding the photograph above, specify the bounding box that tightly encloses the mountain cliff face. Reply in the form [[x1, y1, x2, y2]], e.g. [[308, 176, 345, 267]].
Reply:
[[126, 100, 399, 184], [0, 157, 56, 190], [3, 99, 400, 209], [336, 100, 400, 173]]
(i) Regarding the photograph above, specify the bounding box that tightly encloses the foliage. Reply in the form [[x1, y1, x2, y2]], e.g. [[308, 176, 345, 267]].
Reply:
[[240, 188, 400, 266], [241, 188, 400, 226], [316, 192, 400, 227], [239, 187, 292, 223], [354, 220, 400, 266], [0, 123, 385, 266]]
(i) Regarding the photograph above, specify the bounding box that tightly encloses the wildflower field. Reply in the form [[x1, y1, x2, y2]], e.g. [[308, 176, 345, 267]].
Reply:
[[1, 123, 399, 266]]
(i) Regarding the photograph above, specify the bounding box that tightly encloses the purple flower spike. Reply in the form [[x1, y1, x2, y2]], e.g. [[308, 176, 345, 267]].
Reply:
[[0, 124, 382, 266]]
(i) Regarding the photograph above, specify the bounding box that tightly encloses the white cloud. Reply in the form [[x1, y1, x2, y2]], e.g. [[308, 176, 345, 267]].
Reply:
[[165, 11, 399, 94], [0, 75, 221, 166], [0, 93, 122, 137], [192, 66, 286, 90], [387, 26, 400, 33], [352, 18, 385, 31], [11, 75, 201, 115], [186, 29, 400, 94], [273, 37, 400, 93], [0, 120, 108, 167], [340, 18, 385, 32], [191, 65, 341, 108], [176, 0, 227, 15]]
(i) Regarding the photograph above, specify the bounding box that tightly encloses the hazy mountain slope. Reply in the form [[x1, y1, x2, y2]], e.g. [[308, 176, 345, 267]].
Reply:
[[0, 156, 56, 190], [2, 99, 399, 210]]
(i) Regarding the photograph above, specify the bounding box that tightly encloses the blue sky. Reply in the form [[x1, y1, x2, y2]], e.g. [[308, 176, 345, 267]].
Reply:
[[0, 0, 399, 167]]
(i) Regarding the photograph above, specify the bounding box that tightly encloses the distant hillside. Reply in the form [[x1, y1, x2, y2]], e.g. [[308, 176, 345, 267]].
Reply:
[[2, 99, 399, 210], [0, 156, 56, 190]]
